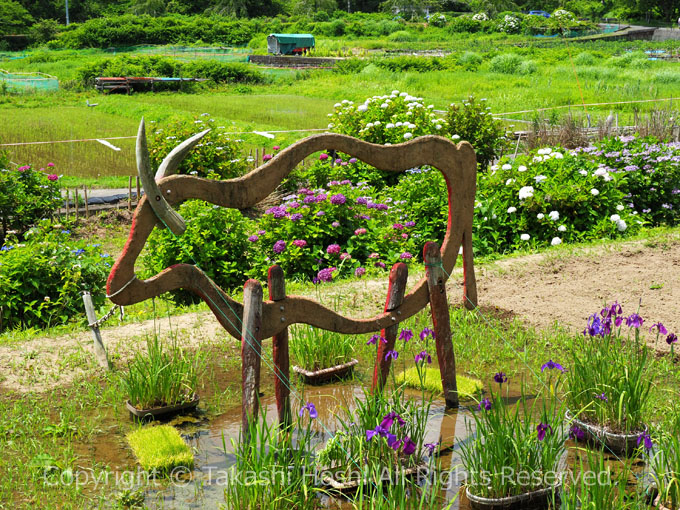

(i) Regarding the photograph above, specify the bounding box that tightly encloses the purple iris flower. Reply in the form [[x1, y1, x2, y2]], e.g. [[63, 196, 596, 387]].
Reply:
[[402, 437, 417, 456], [415, 350, 432, 364], [637, 431, 653, 452], [385, 350, 399, 361], [424, 442, 438, 454], [626, 313, 644, 328], [493, 372, 508, 384], [584, 314, 604, 337], [380, 412, 405, 430], [541, 360, 565, 373], [419, 327, 435, 341], [569, 425, 585, 441], [299, 402, 318, 419], [388, 436, 402, 450], [399, 328, 413, 342], [366, 425, 389, 441], [594, 392, 608, 402], [477, 398, 492, 411], [536, 423, 552, 441], [367, 334, 386, 346], [650, 322, 668, 335], [667, 333, 678, 345]]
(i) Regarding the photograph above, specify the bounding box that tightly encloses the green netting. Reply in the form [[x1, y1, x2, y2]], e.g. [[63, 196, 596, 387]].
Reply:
[[105, 45, 251, 62], [0, 70, 59, 91]]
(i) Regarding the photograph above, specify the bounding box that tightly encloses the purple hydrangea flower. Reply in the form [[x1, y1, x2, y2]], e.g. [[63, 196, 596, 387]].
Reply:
[[247, 235, 259, 242], [393, 223, 404, 230], [405, 221, 416, 227], [330, 194, 346, 205], [303, 195, 316, 204], [290, 213, 303, 221], [317, 267, 336, 282], [326, 244, 341, 254], [332, 221, 340, 228], [368, 252, 380, 259], [355, 267, 366, 277], [316, 211, 325, 216], [273, 240, 286, 254], [400, 252, 413, 260], [374, 261, 386, 269], [349, 158, 357, 164]]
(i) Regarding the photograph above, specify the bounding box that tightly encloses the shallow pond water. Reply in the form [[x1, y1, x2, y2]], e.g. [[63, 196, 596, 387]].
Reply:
[[139, 381, 482, 509]]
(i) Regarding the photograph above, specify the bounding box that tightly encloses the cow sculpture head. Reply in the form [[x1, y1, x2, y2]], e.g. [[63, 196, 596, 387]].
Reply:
[[107, 119, 478, 341]]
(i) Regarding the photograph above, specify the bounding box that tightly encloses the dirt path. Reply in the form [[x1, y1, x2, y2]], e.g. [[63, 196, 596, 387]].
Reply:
[[2, 238, 679, 394]]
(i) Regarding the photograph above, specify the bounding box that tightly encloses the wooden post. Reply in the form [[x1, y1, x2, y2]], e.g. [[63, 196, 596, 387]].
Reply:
[[372, 263, 408, 392], [65, 189, 70, 220], [241, 279, 263, 438], [268, 265, 291, 427], [82, 291, 110, 369], [128, 176, 133, 211], [256, 148, 259, 166], [83, 186, 89, 218], [424, 241, 458, 408], [136, 176, 141, 206], [74, 188, 79, 221]]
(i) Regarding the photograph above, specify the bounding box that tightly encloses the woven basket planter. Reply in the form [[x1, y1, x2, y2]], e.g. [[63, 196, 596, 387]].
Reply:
[[293, 358, 358, 385], [566, 410, 645, 456], [126, 395, 199, 420], [465, 483, 561, 510]]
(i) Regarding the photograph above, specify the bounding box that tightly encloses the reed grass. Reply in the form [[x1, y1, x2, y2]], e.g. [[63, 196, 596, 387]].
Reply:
[[126, 425, 193, 473], [121, 334, 205, 409], [289, 324, 356, 371]]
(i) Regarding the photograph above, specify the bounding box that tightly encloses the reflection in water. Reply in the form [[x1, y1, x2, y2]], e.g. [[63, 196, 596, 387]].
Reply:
[[142, 382, 478, 509]]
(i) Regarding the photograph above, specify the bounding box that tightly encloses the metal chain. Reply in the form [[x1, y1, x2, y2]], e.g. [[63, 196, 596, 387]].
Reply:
[[88, 304, 122, 329]]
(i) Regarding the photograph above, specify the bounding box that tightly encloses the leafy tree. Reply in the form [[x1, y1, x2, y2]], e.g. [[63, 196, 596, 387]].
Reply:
[[28, 18, 59, 44], [0, 0, 33, 33]]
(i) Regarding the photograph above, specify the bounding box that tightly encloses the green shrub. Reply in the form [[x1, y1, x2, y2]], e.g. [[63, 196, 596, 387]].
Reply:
[[0, 226, 109, 331], [386, 30, 415, 42], [447, 15, 483, 33], [457, 51, 483, 71], [653, 70, 680, 84], [445, 95, 508, 169], [428, 13, 447, 27], [573, 51, 596, 66], [488, 53, 532, 75], [333, 57, 368, 74], [0, 163, 61, 243], [376, 56, 446, 73], [148, 117, 248, 180], [142, 200, 254, 305]]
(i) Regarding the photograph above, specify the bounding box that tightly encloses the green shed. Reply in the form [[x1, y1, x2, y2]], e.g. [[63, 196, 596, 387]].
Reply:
[[267, 34, 315, 55]]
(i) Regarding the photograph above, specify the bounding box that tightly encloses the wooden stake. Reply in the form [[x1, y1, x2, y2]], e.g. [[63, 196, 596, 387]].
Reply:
[[83, 186, 89, 218], [128, 175, 133, 211], [372, 263, 408, 392], [424, 241, 458, 408], [268, 265, 291, 427], [74, 188, 79, 221], [241, 279, 263, 439], [82, 291, 110, 370], [65, 189, 70, 220], [136, 176, 141, 206]]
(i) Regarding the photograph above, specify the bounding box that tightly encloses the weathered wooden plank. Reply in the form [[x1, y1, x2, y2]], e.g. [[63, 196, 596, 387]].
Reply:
[[424, 242, 458, 408], [372, 263, 408, 392], [268, 265, 291, 427], [241, 279, 263, 437]]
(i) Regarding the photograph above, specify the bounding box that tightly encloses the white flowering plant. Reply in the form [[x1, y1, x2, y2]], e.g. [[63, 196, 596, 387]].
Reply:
[[476, 146, 641, 252]]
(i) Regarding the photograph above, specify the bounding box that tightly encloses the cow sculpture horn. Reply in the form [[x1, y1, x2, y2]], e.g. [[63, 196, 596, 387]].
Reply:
[[135, 118, 189, 236]]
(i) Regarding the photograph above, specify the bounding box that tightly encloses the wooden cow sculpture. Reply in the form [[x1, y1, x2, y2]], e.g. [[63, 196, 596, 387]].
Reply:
[[107, 119, 478, 429]]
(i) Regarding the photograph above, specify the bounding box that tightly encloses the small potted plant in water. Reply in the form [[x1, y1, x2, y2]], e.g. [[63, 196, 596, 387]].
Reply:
[[461, 368, 566, 509], [290, 324, 358, 385], [565, 302, 657, 456], [122, 334, 205, 419]]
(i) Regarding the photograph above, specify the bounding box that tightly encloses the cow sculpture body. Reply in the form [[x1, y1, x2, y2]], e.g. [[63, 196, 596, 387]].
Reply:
[[107, 120, 478, 427]]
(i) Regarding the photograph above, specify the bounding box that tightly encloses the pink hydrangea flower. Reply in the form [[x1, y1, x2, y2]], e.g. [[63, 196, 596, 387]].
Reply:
[[47, 174, 59, 181], [354, 228, 367, 235], [293, 239, 307, 247], [327, 244, 341, 254]]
